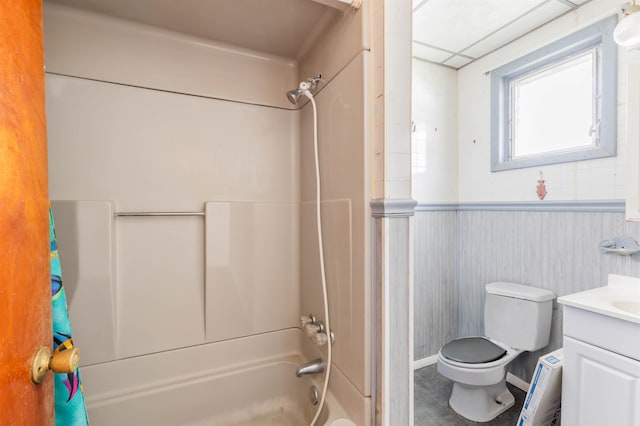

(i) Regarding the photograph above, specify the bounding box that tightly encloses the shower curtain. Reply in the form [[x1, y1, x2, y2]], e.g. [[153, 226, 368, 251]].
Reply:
[[50, 207, 89, 425]]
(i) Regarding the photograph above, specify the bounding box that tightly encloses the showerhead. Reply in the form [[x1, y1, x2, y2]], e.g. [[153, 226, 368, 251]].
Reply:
[[286, 74, 322, 105], [287, 89, 303, 105]]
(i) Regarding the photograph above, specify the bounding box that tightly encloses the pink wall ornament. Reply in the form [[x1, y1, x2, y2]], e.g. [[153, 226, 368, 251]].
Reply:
[[536, 171, 547, 200]]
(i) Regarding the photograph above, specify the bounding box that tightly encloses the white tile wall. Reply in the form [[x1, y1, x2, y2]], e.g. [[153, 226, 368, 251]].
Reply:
[[383, 0, 413, 199], [457, 0, 627, 202], [412, 59, 458, 203]]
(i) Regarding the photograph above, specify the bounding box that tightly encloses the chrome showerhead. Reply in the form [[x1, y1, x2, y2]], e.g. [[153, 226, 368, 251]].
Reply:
[[286, 74, 322, 105], [287, 89, 303, 105]]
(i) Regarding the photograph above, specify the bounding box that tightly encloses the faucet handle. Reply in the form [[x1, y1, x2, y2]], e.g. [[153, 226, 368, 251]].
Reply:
[[300, 313, 317, 327], [304, 324, 320, 337], [312, 332, 329, 346]]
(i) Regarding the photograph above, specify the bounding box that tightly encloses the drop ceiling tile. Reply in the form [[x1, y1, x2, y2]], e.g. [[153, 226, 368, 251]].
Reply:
[[442, 55, 474, 69], [461, 1, 572, 58], [413, 0, 546, 53], [412, 42, 454, 63]]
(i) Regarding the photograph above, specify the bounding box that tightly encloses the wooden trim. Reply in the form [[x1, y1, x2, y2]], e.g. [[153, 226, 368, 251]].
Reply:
[[0, 0, 52, 423]]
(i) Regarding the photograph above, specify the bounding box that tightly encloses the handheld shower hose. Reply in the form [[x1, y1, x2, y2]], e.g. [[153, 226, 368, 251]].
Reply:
[[303, 89, 332, 426], [287, 77, 332, 426]]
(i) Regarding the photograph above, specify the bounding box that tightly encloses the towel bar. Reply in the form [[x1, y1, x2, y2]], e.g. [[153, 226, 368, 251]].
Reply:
[[114, 211, 205, 217]]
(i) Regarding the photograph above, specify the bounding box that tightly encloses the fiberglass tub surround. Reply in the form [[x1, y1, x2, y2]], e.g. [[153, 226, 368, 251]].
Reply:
[[45, 1, 372, 425], [82, 330, 356, 426]]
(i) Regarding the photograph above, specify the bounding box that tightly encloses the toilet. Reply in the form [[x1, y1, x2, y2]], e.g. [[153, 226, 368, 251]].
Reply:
[[437, 282, 555, 422]]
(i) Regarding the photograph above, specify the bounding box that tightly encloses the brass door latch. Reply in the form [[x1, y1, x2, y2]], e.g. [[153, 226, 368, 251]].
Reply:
[[31, 346, 80, 384]]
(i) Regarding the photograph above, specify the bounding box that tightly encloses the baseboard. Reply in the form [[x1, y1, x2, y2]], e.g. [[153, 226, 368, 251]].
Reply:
[[506, 372, 530, 392], [413, 354, 439, 370]]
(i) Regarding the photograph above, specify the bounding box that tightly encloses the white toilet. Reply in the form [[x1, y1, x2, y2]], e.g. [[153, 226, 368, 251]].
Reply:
[[437, 282, 555, 422]]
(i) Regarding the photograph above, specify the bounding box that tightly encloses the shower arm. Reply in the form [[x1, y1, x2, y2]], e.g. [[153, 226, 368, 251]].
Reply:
[[304, 75, 322, 92], [310, 0, 361, 11], [286, 75, 322, 105]]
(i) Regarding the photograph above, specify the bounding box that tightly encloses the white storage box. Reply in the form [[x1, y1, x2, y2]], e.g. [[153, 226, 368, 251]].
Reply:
[[517, 348, 563, 426]]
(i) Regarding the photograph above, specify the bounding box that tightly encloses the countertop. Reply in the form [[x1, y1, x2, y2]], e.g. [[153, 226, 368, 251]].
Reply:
[[558, 274, 640, 324]]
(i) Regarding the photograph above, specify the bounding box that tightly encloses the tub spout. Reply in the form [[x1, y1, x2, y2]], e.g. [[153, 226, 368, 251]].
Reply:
[[295, 358, 324, 378]]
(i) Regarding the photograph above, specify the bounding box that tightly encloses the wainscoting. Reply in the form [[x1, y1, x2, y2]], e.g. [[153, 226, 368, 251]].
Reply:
[[413, 211, 457, 360], [414, 204, 640, 381]]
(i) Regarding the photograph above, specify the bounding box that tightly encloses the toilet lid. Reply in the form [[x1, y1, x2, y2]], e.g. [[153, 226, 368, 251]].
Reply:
[[441, 337, 507, 364]]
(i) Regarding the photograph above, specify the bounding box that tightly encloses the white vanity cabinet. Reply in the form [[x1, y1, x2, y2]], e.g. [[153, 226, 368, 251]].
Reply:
[[562, 334, 640, 426], [558, 275, 640, 426]]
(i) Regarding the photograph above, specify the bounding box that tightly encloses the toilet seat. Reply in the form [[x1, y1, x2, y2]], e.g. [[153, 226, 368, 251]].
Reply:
[[441, 337, 506, 364], [437, 337, 523, 382], [436, 340, 523, 422]]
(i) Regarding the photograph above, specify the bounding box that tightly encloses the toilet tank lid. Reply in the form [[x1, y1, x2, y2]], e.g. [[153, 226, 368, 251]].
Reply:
[[486, 282, 555, 302]]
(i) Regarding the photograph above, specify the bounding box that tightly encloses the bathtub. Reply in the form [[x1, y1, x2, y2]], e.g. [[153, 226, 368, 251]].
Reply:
[[81, 330, 363, 425]]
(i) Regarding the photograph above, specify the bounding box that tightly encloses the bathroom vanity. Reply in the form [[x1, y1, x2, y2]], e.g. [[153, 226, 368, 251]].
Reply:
[[558, 274, 640, 426]]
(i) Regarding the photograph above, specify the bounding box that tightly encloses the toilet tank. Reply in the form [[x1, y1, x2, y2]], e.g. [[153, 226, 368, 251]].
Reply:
[[484, 282, 555, 351]]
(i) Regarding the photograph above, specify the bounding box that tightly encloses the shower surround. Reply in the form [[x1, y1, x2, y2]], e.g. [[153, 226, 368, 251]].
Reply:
[[44, 2, 372, 424]]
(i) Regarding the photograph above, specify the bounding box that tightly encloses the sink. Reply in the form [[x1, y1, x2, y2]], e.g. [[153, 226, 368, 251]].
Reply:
[[559, 274, 640, 361], [612, 300, 640, 315], [557, 274, 640, 324]]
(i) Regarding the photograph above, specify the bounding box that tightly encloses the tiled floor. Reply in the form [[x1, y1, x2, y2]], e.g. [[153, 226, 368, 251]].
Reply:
[[414, 365, 526, 426]]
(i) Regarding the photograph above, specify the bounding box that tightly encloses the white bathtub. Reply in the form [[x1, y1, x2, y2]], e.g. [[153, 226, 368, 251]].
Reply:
[[81, 330, 362, 425]]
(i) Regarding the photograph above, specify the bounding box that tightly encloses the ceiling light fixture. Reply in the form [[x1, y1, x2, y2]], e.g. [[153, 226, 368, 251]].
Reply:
[[614, 0, 640, 47]]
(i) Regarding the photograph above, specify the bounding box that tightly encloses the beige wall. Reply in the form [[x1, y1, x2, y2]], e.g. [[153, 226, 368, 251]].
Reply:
[[46, 1, 373, 422], [46, 5, 300, 362], [299, 52, 371, 396], [44, 3, 298, 109], [296, 0, 373, 404]]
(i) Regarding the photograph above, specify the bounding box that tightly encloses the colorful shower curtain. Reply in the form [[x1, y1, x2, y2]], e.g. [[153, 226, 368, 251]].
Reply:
[[50, 207, 89, 425]]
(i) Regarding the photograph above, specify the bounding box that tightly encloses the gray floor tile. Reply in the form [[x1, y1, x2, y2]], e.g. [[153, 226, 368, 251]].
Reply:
[[414, 365, 526, 426]]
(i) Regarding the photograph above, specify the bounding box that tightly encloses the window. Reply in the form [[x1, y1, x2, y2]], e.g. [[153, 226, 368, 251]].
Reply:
[[491, 16, 617, 171]]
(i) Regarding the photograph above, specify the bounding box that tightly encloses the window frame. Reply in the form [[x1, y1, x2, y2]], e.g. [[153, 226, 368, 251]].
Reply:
[[490, 15, 618, 172]]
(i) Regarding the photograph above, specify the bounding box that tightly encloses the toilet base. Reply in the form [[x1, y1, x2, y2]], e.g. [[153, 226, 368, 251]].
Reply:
[[448, 379, 515, 422]]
